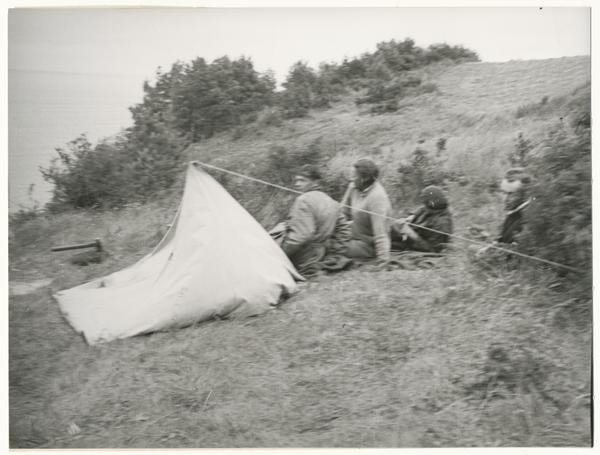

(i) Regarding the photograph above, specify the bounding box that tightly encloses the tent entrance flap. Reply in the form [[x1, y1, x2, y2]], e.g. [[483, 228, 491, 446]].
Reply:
[[55, 162, 301, 345]]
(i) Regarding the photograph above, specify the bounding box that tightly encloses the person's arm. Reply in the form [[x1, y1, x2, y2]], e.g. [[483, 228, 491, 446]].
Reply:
[[340, 183, 355, 221], [405, 211, 452, 253], [328, 209, 352, 255], [392, 209, 418, 241], [403, 225, 435, 252], [368, 197, 391, 262], [496, 213, 522, 244], [423, 216, 452, 252], [281, 198, 316, 257], [269, 221, 289, 246]]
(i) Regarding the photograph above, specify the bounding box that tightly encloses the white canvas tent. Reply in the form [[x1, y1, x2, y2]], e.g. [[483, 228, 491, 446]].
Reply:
[[55, 162, 302, 345]]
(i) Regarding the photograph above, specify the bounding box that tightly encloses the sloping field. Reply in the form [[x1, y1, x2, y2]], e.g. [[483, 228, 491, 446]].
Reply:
[[190, 56, 589, 192], [432, 56, 590, 114], [9, 56, 591, 448]]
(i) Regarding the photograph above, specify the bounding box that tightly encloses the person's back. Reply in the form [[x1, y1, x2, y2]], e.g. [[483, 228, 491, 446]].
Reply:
[[283, 190, 347, 255], [275, 165, 350, 277], [346, 181, 392, 252]]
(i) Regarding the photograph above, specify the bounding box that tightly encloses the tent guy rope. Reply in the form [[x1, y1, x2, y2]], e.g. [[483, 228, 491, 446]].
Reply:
[[191, 161, 581, 275]]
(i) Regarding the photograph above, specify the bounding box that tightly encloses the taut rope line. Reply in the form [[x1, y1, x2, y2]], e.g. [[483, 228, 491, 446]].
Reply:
[[192, 161, 581, 275]]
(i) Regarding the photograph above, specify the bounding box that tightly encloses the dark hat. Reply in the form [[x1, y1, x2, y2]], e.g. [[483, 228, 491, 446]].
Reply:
[[421, 185, 448, 210], [296, 164, 322, 181]]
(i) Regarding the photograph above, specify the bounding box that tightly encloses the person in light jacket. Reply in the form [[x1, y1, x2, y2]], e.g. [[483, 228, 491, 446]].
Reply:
[[496, 168, 532, 244], [273, 165, 351, 277], [341, 158, 392, 264]]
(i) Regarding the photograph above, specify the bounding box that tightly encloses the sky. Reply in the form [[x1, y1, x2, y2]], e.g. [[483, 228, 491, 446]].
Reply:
[[7, 6, 591, 87]]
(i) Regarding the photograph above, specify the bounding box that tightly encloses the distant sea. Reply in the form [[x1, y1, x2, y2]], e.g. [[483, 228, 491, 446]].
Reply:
[[8, 69, 146, 212]]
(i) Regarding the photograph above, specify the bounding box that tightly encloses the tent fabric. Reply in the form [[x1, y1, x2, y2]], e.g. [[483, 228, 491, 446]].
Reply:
[[55, 162, 303, 345]]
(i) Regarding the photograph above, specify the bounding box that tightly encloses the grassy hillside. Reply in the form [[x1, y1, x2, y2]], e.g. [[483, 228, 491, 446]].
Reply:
[[189, 56, 589, 223], [9, 56, 591, 448]]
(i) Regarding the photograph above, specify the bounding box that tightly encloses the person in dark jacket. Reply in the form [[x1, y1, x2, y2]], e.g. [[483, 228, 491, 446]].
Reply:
[[496, 168, 531, 244], [391, 185, 453, 253], [475, 169, 532, 260]]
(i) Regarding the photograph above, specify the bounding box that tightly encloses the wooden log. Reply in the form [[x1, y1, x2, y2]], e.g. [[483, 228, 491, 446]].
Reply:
[[51, 238, 103, 252]]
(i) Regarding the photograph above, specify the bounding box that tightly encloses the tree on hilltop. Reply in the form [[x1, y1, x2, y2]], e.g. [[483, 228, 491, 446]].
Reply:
[[278, 61, 318, 118], [169, 56, 275, 142]]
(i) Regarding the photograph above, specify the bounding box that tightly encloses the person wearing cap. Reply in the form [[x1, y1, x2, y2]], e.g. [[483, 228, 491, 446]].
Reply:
[[391, 185, 453, 253], [273, 164, 351, 277], [496, 168, 532, 244], [341, 158, 393, 263]]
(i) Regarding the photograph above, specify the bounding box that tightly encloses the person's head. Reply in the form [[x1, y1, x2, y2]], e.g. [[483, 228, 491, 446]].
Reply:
[[421, 185, 448, 210], [294, 164, 321, 193], [350, 158, 379, 191], [500, 168, 531, 211]]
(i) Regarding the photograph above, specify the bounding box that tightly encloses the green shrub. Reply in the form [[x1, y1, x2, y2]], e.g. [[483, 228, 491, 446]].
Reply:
[[338, 57, 368, 81], [278, 61, 317, 119], [257, 109, 283, 128], [278, 87, 312, 119], [521, 123, 591, 274], [422, 43, 479, 64], [397, 144, 451, 203], [40, 135, 128, 211], [259, 139, 323, 187], [515, 96, 556, 119], [229, 138, 349, 224], [40, 127, 185, 212], [311, 62, 348, 108], [508, 133, 534, 167], [276, 38, 476, 118], [356, 77, 421, 105], [9, 206, 42, 234], [277, 61, 348, 117], [361, 80, 437, 112], [169, 57, 275, 141]]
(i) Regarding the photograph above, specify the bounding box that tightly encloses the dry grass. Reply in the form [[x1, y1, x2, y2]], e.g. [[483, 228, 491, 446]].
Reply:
[[9, 56, 591, 448], [9, 245, 591, 448]]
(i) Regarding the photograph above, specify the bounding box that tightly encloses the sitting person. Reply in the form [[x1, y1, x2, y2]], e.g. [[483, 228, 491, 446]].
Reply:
[[341, 158, 392, 264], [475, 169, 532, 260], [391, 185, 453, 253], [496, 168, 532, 244], [271, 165, 351, 277]]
